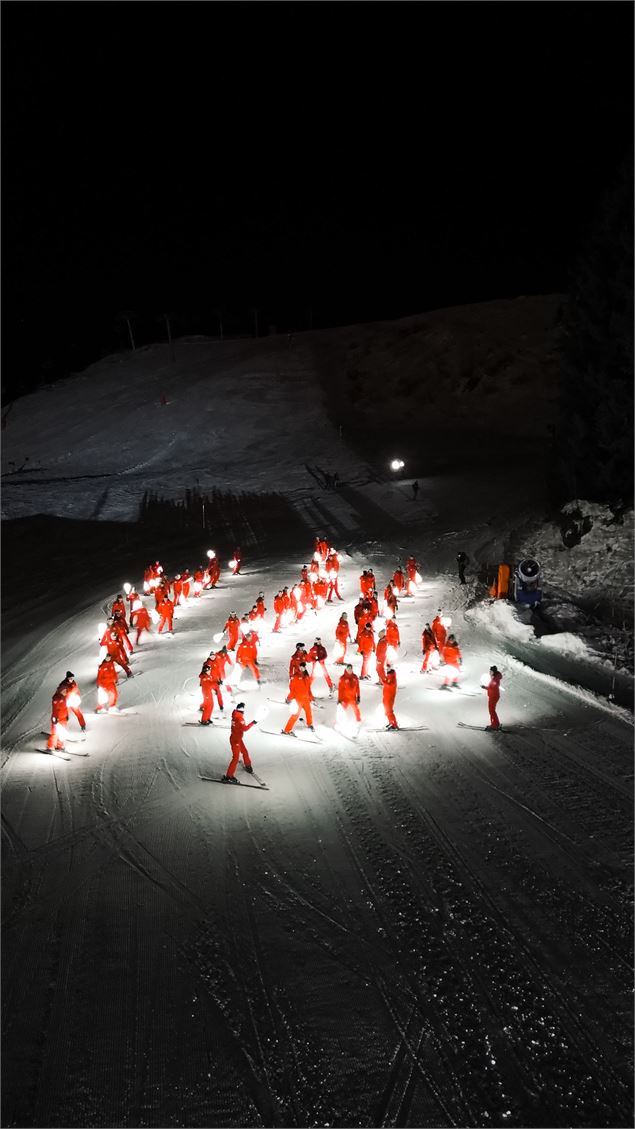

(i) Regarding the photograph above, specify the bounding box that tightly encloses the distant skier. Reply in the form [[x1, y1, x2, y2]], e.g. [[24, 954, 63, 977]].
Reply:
[[334, 613, 351, 664], [236, 632, 261, 686], [412, 480, 419, 501], [485, 665, 502, 730], [375, 628, 389, 684], [131, 602, 152, 645], [222, 702, 257, 782], [157, 593, 175, 635], [431, 610, 447, 651], [456, 551, 469, 585], [357, 622, 376, 680], [231, 548, 242, 576]]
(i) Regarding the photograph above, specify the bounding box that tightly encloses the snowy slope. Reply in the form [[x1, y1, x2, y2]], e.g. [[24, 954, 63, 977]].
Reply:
[[2, 330, 633, 1128]]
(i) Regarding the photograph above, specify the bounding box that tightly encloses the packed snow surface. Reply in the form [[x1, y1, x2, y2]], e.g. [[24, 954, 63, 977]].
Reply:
[[2, 335, 633, 1128]]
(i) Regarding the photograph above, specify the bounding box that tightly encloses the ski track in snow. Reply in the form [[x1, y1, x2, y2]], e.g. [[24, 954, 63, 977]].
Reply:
[[1, 340, 633, 1128]]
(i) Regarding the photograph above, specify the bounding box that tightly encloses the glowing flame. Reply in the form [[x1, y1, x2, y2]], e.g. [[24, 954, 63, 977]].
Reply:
[[385, 606, 394, 620], [150, 609, 160, 624], [55, 723, 68, 743], [123, 582, 131, 595], [193, 581, 202, 594], [254, 704, 269, 723], [441, 616, 452, 628], [213, 632, 224, 643], [480, 672, 491, 687], [97, 687, 109, 706], [288, 699, 299, 715], [67, 692, 81, 709], [132, 599, 142, 612], [98, 622, 107, 639], [392, 586, 399, 596], [387, 645, 398, 665], [415, 571, 422, 585], [229, 559, 237, 570], [333, 640, 345, 662], [207, 549, 216, 559]]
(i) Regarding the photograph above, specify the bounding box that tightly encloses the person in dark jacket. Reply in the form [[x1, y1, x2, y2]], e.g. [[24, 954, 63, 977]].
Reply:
[[456, 551, 469, 584]]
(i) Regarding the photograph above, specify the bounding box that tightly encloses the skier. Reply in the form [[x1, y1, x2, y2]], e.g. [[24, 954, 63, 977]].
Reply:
[[199, 661, 215, 725], [326, 550, 343, 602], [337, 664, 362, 725], [223, 612, 240, 652], [101, 622, 133, 677], [382, 665, 399, 730], [485, 665, 503, 729], [131, 602, 152, 645], [431, 610, 447, 651], [206, 652, 225, 711], [405, 556, 419, 595], [357, 622, 376, 680], [55, 671, 86, 732], [236, 632, 260, 686], [441, 635, 462, 688], [111, 594, 128, 627], [392, 566, 405, 597], [208, 555, 221, 587], [420, 623, 438, 672], [222, 703, 257, 782], [375, 629, 389, 684], [112, 614, 133, 655], [456, 551, 469, 585], [255, 591, 266, 621], [282, 664, 315, 734], [306, 637, 334, 693], [334, 613, 351, 664], [96, 655, 119, 712], [215, 646, 234, 694], [412, 480, 419, 500], [157, 593, 175, 634], [46, 686, 70, 751], [231, 548, 242, 576], [286, 644, 308, 699], [272, 591, 285, 633], [385, 616, 400, 656]]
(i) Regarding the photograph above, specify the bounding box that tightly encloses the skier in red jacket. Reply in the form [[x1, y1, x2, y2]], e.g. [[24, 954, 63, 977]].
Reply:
[[306, 637, 334, 693], [357, 622, 376, 680], [55, 671, 86, 731], [236, 633, 260, 686], [375, 630, 389, 684], [441, 635, 462, 687], [337, 665, 361, 723], [382, 665, 399, 730], [47, 686, 70, 750], [199, 661, 215, 725], [485, 665, 502, 729], [222, 703, 256, 782], [326, 551, 343, 601], [334, 613, 351, 664], [157, 595, 174, 634], [96, 656, 119, 712], [272, 592, 285, 633], [282, 665, 314, 734], [431, 611, 447, 651], [223, 613, 240, 652], [421, 623, 438, 672], [131, 603, 152, 645], [230, 548, 242, 576]]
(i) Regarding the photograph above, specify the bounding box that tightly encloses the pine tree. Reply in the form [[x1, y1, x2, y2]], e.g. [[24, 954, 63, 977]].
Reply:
[[553, 148, 633, 504]]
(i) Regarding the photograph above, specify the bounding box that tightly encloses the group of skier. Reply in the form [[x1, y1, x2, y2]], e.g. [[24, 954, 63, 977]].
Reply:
[[45, 535, 504, 769]]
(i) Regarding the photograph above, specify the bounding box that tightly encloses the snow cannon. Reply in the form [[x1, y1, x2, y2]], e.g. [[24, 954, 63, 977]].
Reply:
[[513, 559, 543, 608]]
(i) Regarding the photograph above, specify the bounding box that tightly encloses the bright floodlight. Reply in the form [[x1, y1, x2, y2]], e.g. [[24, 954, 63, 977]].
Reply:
[[390, 459, 401, 471], [207, 549, 216, 559]]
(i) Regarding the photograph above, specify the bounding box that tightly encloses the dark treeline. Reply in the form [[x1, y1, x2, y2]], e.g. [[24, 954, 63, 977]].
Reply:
[[552, 149, 634, 507]]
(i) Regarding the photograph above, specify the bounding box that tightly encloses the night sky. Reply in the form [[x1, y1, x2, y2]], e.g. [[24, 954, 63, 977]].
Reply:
[[3, 2, 633, 397]]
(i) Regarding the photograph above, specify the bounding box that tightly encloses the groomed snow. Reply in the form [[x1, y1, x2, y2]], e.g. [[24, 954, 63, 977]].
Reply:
[[2, 336, 633, 1128]]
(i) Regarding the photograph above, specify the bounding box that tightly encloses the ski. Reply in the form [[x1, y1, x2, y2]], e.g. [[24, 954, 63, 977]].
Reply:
[[37, 748, 71, 761], [94, 710, 139, 716], [267, 697, 326, 709], [457, 722, 509, 733], [366, 725, 429, 732], [243, 767, 269, 788], [198, 774, 269, 791], [259, 727, 322, 745]]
